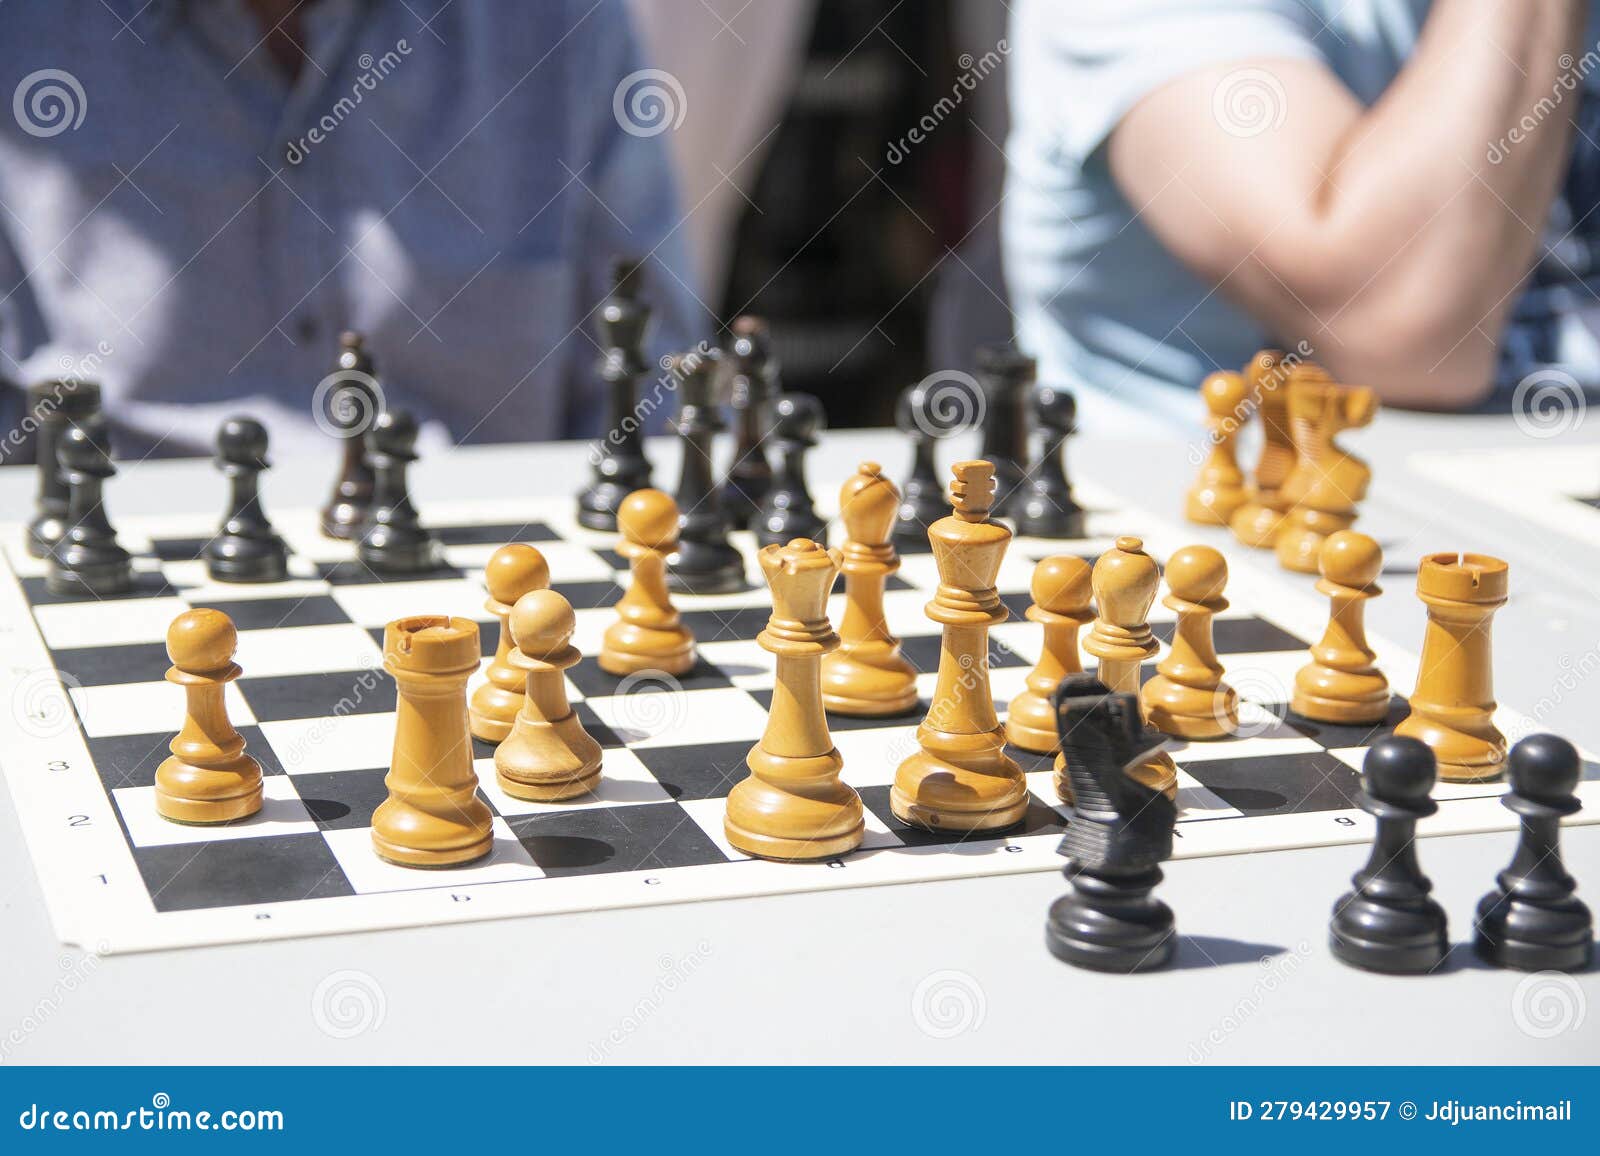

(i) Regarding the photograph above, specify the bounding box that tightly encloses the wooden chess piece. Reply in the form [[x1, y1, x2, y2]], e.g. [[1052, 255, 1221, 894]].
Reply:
[[1077, 536, 1178, 799], [320, 331, 381, 540], [821, 462, 918, 717], [891, 461, 1029, 832], [372, 615, 495, 867], [892, 380, 956, 550], [667, 349, 745, 595], [755, 393, 827, 546], [357, 408, 443, 574], [721, 315, 776, 528], [726, 537, 863, 860], [1185, 371, 1250, 525], [470, 543, 551, 743], [599, 489, 696, 677], [495, 590, 604, 801], [1395, 552, 1509, 782], [26, 378, 101, 559], [47, 416, 133, 597], [155, 609, 264, 824], [203, 416, 290, 584], [1006, 555, 1094, 754], [1045, 682, 1176, 972], [1229, 349, 1298, 547], [1014, 385, 1085, 538], [1141, 545, 1238, 740], [974, 346, 1034, 518], [1329, 736, 1449, 974], [1291, 531, 1390, 724], [1275, 379, 1379, 573], [577, 258, 654, 532], [1474, 734, 1593, 973]]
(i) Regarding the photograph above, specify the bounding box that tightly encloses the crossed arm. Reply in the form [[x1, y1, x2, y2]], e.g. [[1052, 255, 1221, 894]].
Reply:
[[1107, 0, 1588, 407]]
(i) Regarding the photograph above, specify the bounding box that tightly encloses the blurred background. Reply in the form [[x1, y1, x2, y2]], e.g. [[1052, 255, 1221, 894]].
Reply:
[[635, 0, 1012, 431]]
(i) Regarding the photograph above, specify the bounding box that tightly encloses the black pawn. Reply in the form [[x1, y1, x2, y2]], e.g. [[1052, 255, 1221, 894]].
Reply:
[[357, 409, 442, 575], [203, 417, 289, 584], [320, 331, 382, 540], [1329, 736, 1449, 974], [891, 382, 951, 550], [577, 258, 655, 531], [667, 350, 745, 595], [47, 416, 133, 598], [755, 392, 827, 547], [26, 378, 103, 559], [1045, 673, 1177, 973], [720, 315, 776, 529], [974, 345, 1034, 518], [1015, 385, 1085, 538], [1474, 734, 1593, 972]]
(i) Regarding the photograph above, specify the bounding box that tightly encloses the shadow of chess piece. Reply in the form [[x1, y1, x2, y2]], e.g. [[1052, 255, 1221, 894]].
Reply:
[[726, 537, 863, 860], [372, 615, 495, 867], [667, 350, 745, 595], [320, 331, 382, 540], [1141, 544, 1238, 740], [26, 378, 102, 559], [1015, 385, 1085, 538], [1474, 734, 1593, 972], [975, 345, 1034, 518], [1185, 371, 1250, 526], [155, 608, 264, 824], [1275, 380, 1378, 573], [358, 408, 444, 575], [755, 393, 827, 547], [1007, 555, 1094, 754], [1329, 736, 1449, 974], [203, 416, 290, 584], [1045, 681, 1176, 972], [1395, 552, 1509, 782], [577, 258, 655, 531], [1292, 531, 1390, 724], [600, 489, 696, 677], [892, 380, 958, 550], [721, 315, 776, 530], [495, 589, 604, 801], [1229, 349, 1297, 547], [822, 462, 919, 717], [891, 461, 1029, 832], [47, 416, 133, 598], [470, 543, 551, 743]]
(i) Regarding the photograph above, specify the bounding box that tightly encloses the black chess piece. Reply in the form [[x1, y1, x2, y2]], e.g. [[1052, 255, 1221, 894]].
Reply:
[[320, 331, 383, 540], [47, 415, 134, 598], [891, 381, 952, 550], [357, 408, 443, 575], [1015, 385, 1085, 539], [667, 350, 745, 595], [203, 417, 290, 584], [1329, 735, 1450, 974], [974, 345, 1035, 518], [1045, 674, 1177, 973], [720, 315, 775, 529], [26, 378, 103, 559], [577, 258, 655, 532], [755, 392, 827, 547], [1474, 734, 1593, 972]]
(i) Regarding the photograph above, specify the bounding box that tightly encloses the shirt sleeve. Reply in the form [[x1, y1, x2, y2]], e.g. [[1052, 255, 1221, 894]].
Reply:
[[1015, 0, 1328, 165]]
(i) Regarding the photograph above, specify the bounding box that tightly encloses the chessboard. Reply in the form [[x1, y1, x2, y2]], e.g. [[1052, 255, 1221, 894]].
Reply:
[[1411, 441, 1600, 547], [2, 482, 1593, 953]]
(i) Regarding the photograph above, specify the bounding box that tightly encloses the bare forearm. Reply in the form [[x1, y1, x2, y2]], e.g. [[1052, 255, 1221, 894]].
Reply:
[[1110, 1, 1589, 405]]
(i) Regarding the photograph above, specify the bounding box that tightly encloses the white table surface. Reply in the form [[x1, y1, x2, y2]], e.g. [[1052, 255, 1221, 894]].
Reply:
[[0, 414, 1596, 1065]]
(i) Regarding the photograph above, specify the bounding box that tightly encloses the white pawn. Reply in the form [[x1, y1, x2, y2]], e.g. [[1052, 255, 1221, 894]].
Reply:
[[494, 589, 603, 801]]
